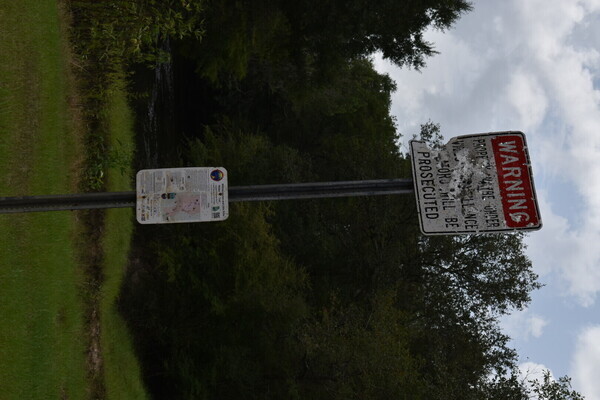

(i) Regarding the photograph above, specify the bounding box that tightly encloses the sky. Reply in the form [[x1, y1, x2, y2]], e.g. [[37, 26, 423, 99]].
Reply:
[[374, 0, 600, 398]]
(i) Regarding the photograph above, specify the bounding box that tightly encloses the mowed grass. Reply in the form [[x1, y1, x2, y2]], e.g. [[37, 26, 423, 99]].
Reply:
[[101, 81, 148, 400], [0, 1, 87, 399], [0, 1, 148, 399]]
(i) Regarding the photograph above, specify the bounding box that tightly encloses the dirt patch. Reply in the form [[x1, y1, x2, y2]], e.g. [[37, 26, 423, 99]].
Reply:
[[57, 0, 88, 192], [74, 208, 107, 400], [57, 1, 108, 398]]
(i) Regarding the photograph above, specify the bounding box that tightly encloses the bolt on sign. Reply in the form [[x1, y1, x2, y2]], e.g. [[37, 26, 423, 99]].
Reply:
[[410, 131, 542, 235], [136, 167, 229, 224]]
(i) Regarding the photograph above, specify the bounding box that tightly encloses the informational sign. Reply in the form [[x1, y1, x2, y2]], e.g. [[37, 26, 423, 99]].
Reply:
[[410, 131, 541, 235], [136, 167, 228, 224]]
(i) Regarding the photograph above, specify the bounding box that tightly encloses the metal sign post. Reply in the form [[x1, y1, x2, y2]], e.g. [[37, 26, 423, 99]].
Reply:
[[0, 131, 543, 236], [0, 179, 413, 214]]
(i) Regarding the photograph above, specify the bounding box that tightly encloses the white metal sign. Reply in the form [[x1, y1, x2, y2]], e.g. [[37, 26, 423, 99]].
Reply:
[[410, 131, 541, 235], [136, 167, 229, 224]]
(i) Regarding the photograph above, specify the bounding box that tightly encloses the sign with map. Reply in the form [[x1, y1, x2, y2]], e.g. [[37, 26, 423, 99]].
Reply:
[[410, 131, 541, 235], [136, 167, 228, 224]]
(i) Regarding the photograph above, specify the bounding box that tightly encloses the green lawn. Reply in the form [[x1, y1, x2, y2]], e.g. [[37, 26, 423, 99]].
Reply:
[[0, 1, 147, 398], [0, 1, 87, 398], [101, 81, 148, 400]]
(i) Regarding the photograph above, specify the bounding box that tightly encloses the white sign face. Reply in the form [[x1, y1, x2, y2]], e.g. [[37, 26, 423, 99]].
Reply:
[[410, 131, 541, 235], [136, 167, 229, 224]]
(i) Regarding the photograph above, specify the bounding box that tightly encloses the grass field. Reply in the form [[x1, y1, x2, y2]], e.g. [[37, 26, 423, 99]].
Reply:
[[100, 81, 148, 400], [0, 0, 88, 398], [0, 1, 147, 398]]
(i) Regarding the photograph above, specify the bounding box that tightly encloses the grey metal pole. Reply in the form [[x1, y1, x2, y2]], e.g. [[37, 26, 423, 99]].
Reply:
[[229, 179, 413, 202], [0, 179, 414, 214], [0, 192, 136, 213]]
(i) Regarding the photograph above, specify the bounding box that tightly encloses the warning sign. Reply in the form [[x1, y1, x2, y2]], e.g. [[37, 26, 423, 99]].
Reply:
[[136, 167, 229, 224], [410, 131, 541, 235]]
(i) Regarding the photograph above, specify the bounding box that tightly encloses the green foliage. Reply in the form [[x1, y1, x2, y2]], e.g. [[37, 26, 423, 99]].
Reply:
[[69, 0, 197, 191], [82, 135, 134, 191], [297, 290, 427, 399], [277, 58, 401, 160], [480, 370, 587, 400], [417, 233, 542, 315], [69, 0, 205, 68], [123, 200, 309, 399], [279, 0, 472, 70], [416, 119, 445, 150], [174, 0, 471, 85], [480, 372, 530, 400], [187, 123, 309, 186], [177, 0, 290, 81], [529, 371, 585, 400]]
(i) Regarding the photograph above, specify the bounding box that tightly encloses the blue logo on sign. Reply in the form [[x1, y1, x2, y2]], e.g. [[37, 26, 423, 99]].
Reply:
[[210, 169, 224, 181]]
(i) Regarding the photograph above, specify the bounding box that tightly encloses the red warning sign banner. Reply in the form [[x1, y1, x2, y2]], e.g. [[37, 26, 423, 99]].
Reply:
[[491, 134, 540, 229]]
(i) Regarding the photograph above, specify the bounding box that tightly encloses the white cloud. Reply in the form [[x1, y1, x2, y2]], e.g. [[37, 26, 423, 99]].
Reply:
[[372, 28, 496, 141], [503, 309, 549, 341], [505, 71, 548, 133], [572, 326, 600, 400], [529, 315, 549, 339], [514, 0, 600, 224], [506, 0, 600, 305], [525, 191, 574, 278], [526, 189, 600, 306]]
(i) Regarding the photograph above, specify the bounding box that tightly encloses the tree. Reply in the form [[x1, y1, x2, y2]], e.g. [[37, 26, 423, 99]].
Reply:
[[529, 371, 585, 400], [175, 0, 472, 85], [279, 0, 472, 69], [481, 369, 586, 400], [294, 290, 427, 400]]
